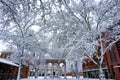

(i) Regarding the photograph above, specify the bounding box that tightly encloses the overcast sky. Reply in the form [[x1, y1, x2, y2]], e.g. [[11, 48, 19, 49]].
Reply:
[[0, 41, 7, 51]]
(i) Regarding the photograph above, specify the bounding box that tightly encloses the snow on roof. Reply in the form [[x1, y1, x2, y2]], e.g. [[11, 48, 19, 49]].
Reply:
[[83, 67, 108, 72], [0, 58, 18, 67], [113, 65, 120, 68]]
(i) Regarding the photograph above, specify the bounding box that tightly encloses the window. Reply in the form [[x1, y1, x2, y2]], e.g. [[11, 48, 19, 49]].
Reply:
[[113, 54, 117, 62], [83, 72, 87, 78], [116, 41, 120, 57], [110, 50, 114, 62], [95, 71, 99, 78], [90, 71, 96, 78], [110, 46, 117, 62], [118, 64, 120, 73]]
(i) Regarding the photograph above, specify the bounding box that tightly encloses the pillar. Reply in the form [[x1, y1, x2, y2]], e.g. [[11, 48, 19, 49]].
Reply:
[[51, 64, 54, 79], [57, 64, 60, 78], [44, 64, 48, 79], [64, 65, 67, 79]]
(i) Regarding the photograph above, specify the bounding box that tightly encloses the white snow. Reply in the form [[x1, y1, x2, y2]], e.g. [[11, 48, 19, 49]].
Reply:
[[0, 58, 18, 66], [21, 77, 99, 80], [113, 65, 120, 68]]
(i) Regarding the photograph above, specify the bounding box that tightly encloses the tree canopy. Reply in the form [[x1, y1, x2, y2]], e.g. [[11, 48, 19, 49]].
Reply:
[[0, 0, 120, 79]]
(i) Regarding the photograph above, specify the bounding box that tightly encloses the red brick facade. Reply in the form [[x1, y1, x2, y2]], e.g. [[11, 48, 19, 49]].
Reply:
[[105, 41, 120, 80], [82, 40, 120, 80], [0, 51, 29, 79]]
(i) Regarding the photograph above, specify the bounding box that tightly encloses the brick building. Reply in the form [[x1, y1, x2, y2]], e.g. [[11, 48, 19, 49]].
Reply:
[[0, 51, 29, 79], [0, 58, 18, 80], [29, 59, 66, 78], [105, 40, 120, 79], [82, 37, 120, 79], [0, 51, 12, 59], [82, 54, 111, 79]]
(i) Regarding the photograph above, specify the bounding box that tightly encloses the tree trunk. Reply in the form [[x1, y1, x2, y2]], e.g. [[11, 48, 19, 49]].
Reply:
[[64, 65, 67, 79], [98, 31, 105, 80], [99, 64, 105, 80], [44, 65, 47, 79], [17, 62, 22, 80], [35, 67, 38, 78], [75, 61, 79, 78]]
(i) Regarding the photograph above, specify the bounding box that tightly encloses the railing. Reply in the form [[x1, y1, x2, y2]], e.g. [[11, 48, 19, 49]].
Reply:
[[0, 73, 17, 80]]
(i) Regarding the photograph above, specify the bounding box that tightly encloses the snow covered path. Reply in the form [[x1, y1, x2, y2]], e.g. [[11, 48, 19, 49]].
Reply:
[[21, 78, 98, 80], [21, 78, 114, 80], [21, 77, 99, 80], [21, 77, 114, 80]]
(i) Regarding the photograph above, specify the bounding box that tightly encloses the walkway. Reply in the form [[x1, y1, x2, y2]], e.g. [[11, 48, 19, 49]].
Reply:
[[21, 76, 99, 80]]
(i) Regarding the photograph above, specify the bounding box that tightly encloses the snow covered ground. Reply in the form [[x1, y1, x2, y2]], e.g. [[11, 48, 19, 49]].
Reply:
[[21, 76, 114, 80], [21, 76, 99, 80]]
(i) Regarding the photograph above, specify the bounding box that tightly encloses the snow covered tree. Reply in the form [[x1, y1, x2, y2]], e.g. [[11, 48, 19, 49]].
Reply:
[[0, 0, 49, 79], [0, 0, 120, 79], [63, 0, 120, 79]]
